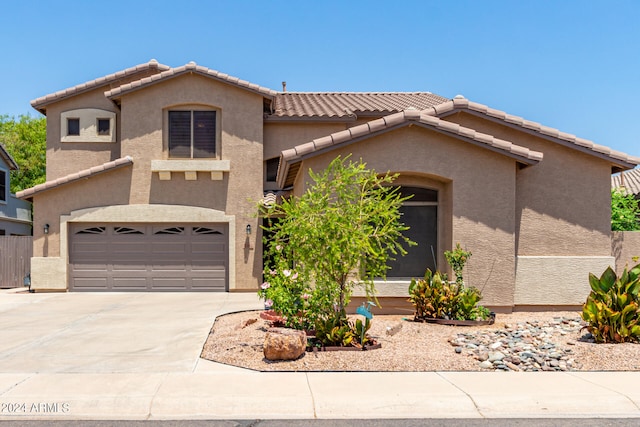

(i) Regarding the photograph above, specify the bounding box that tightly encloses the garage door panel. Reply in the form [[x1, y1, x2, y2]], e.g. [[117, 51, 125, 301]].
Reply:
[[110, 265, 148, 273], [72, 264, 110, 272], [70, 223, 228, 291], [150, 278, 188, 289], [110, 242, 148, 253], [72, 278, 109, 290], [192, 278, 226, 290]]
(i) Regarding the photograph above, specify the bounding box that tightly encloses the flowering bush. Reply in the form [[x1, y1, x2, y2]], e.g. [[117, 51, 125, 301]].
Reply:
[[258, 245, 311, 330]]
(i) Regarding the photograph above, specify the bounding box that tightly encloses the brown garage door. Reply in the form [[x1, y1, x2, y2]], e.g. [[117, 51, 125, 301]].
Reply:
[[69, 223, 227, 291]]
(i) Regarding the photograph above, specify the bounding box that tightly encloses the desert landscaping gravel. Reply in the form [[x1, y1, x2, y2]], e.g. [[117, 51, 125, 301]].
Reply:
[[200, 310, 640, 372]]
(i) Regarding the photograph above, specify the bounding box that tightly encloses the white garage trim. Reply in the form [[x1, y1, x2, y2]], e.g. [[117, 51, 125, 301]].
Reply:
[[60, 205, 236, 290]]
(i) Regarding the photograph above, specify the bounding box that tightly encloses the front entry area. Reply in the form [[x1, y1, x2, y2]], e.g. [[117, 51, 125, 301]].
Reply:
[[69, 223, 228, 291]]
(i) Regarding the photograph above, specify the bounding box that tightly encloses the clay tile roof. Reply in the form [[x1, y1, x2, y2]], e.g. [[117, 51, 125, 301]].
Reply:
[[270, 92, 449, 119], [30, 60, 170, 113], [106, 61, 278, 100], [277, 110, 543, 188], [16, 156, 133, 200], [425, 97, 640, 169], [0, 142, 18, 170], [612, 168, 640, 197]]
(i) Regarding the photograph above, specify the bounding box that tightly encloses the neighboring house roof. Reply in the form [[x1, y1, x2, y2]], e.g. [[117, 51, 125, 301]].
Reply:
[[16, 156, 133, 200], [269, 92, 449, 119], [277, 109, 544, 188], [427, 96, 640, 171], [106, 62, 279, 101], [31, 60, 170, 114], [612, 168, 640, 197], [0, 143, 18, 170]]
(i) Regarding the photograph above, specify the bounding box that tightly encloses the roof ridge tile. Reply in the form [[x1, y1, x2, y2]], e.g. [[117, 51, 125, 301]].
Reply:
[[31, 60, 169, 110]]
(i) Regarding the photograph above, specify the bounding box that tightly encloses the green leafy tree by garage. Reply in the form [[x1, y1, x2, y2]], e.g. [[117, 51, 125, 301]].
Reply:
[[0, 115, 47, 193], [259, 155, 414, 333], [611, 188, 640, 231]]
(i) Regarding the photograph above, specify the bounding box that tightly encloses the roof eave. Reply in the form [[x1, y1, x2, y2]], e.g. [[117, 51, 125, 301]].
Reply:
[[30, 60, 170, 114], [16, 156, 134, 201], [0, 144, 19, 170], [435, 104, 639, 171]]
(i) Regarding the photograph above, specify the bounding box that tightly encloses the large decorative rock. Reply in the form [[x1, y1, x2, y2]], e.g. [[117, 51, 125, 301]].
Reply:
[[263, 327, 306, 361]]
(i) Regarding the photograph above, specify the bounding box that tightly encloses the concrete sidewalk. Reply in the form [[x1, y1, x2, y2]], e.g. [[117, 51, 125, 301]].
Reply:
[[1, 368, 640, 420], [0, 290, 639, 420]]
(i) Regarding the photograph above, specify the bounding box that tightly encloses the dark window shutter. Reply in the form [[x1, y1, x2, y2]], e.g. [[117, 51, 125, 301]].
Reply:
[[192, 111, 216, 158], [169, 111, 192, 158]]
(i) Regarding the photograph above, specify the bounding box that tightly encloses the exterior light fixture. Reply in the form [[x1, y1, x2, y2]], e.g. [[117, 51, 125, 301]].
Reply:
[[246, 224, 252, 236], [44, 224, 50, 235]]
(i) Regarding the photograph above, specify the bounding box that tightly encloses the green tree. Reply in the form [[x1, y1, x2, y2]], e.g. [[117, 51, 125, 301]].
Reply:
[[260, 155, 414, 327], [611, 188, 640, 231], [0, 115, 46, 193]]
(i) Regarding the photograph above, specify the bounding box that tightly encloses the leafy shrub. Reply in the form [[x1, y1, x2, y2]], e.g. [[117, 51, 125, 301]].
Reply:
[[611, 189, 640, 231], [581, 263, 640, 343], [444, 243, 472, 286], [259, 155, 413, 337], [313, 308, 373, 348], [258, 245, 311, 330], [408, 269, 491, 321]]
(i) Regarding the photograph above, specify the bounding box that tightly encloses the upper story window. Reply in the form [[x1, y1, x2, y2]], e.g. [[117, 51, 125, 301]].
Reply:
[[67, 118, 80, 136], [61, 109, 116, 143], [97, 118, 111, 136], [0, 169, 6, 203], [168, 110, 216, 158]]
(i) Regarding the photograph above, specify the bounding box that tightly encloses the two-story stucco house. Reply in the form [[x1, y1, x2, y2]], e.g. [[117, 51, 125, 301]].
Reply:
[[18, 59, 640, 311], [0, 143, 31, 236]]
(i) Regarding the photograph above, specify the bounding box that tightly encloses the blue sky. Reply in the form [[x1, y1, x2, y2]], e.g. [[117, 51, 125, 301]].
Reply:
[[1, 0, 639, 157]]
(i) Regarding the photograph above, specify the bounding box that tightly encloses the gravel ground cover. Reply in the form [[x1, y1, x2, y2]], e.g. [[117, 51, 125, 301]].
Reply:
[[200, 310, 640, 372]]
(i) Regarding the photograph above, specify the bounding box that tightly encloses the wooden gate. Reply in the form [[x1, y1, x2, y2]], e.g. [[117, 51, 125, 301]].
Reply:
[[0, 236, 32, 288]]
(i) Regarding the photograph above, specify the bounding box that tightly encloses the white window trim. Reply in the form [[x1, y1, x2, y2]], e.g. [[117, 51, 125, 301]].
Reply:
[[61, 109, 116, 143]]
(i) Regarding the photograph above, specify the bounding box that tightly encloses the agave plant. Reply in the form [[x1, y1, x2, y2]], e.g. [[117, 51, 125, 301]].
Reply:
[[581, 264, 640, 343]]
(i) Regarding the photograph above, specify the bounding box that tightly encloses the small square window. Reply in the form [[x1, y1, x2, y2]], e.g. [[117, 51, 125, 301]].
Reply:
[[97, 119, 110, 136], [266, 158, 279, 182], [67, 118, 80, 136]]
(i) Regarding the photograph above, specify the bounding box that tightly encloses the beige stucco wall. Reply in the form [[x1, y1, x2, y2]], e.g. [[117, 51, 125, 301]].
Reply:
[[118, 74, 264, 290], [264, 122, 351, 160], [31, 73, 266, 291], [514, 256, 614, 306], [442, 112, 617, 307], [43, 88, 121, 181], [612, 231, 640, 273], [295, 124, 518, 307], [41, 66, 167, 181], [444, 112, 613, 257]]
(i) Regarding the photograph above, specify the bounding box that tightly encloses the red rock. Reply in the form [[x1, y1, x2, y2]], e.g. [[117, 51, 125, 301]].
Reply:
[[263, 328, 306, 361]]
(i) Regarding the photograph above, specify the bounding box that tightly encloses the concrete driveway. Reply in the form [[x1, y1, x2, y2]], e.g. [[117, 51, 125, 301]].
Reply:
[[0, 291, 262, 373]]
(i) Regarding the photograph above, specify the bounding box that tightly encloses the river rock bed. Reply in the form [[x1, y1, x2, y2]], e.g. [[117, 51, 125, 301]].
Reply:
[[449, 316, 588, 371]]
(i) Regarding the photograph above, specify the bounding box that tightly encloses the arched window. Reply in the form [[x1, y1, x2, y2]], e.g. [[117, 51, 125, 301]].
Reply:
[[387, 186, 438, 278]]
